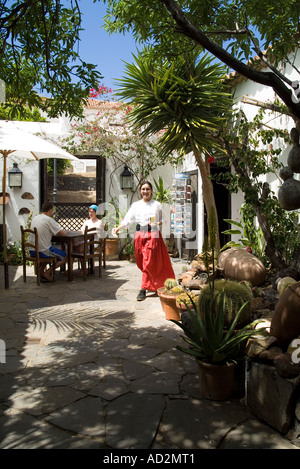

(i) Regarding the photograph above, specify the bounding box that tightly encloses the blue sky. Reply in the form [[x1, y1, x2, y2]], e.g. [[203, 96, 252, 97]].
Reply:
[[78, 1, 138, 94]]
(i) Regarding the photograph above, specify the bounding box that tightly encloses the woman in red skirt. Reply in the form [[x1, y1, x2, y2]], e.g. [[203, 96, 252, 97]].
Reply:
[[113, 181, 175, 301]]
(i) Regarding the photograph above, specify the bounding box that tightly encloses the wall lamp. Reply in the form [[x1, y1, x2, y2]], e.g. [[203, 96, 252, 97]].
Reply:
[[120, 165, 134, 190], [8, 163, 23, 188]]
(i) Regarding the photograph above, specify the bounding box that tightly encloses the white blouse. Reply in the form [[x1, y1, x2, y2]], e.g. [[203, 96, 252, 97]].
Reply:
[[81, 218, 106, 240], [122, 199, 163, 228]]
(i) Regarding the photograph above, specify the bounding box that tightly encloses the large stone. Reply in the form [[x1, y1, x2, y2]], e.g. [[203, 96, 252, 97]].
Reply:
[[246, 360, 300, 433], [218, 248, 267, 286], [274, 352, 300, 378], [270, 282, 300, 347]]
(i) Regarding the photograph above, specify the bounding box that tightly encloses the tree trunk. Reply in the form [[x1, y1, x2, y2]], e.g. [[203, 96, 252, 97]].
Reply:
[[231, 159, 287, 271], [191, 142, 220, 254]]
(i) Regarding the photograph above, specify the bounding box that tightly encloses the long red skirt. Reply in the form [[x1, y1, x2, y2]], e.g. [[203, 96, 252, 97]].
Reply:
[[134, 230, 175, 291]]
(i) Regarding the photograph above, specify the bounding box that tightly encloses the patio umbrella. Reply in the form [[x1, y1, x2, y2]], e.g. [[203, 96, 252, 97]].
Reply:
[[0, 122, 80, 289]]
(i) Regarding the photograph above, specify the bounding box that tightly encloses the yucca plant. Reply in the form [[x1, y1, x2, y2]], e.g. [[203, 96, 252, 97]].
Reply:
[[172, 292, 266, 364], [116, 48, 233, 252]]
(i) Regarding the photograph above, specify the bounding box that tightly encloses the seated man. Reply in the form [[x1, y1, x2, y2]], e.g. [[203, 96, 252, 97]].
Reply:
[[29, 201, 67, 282]]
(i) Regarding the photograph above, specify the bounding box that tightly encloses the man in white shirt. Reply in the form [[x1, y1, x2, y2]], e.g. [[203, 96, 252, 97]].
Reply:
[[29, 201, 67, 282]]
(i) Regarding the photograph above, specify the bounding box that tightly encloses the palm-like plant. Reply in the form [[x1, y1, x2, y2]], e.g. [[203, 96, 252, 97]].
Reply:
[[153, 176, 172, 204], [116, 49, 233, 251]]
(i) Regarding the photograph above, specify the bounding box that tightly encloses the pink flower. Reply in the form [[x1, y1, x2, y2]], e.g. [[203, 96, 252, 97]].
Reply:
[[246, 246, 252, 253]]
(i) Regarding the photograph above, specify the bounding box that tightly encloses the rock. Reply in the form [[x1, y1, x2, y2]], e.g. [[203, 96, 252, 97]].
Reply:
[[218, 248, 267, 286], [273, 353, 300, 378], [190, 260, 207, 272], [178, 271, 196, 282], [181, 278, 205, 290], [270, 282, 300, 348], [246, 360, 300, 433], [277, 277, 297, 295], [245, 340, 269, 359], [245, 336, 280, 360], [259, 347, 283, 362]]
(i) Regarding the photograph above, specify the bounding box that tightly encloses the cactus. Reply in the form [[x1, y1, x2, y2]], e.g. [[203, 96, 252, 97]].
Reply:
[[198, 279, 253, 328], [164, 278, 178, 290], [176, 291, 197, 306], [170, 285, 184, 294]]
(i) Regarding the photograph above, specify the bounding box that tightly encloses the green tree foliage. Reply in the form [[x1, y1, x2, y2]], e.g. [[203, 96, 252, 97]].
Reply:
[[0, 105, 46, 122], [0, 0, 102, 118], [103, 0, 300, 121]]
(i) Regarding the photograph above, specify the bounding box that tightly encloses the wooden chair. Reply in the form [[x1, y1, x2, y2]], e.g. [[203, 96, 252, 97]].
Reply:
[[20, 226, 57, 286], [71, 226, 104, 280]]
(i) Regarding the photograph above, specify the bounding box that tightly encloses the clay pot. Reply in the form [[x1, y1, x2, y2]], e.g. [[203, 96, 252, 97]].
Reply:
[[218, 248, 267, 286], [278, 175, 300, 211], [270, 281, 300, 347], [196, 359, 236, 400], [287, 146, 300, 173], [105, 238, 119, 256], [175, 300, 194, 316], [157, 287, 181, 321]]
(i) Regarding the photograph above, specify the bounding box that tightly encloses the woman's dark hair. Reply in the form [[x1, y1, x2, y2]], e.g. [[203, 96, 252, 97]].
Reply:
[[139, 181, 153, 191]]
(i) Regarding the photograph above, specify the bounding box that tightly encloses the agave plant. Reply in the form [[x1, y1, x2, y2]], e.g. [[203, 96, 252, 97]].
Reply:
[[172, 291, 266, 364]]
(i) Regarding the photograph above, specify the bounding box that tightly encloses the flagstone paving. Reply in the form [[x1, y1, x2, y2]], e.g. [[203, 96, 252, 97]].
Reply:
[[0, 259, 298, 450]]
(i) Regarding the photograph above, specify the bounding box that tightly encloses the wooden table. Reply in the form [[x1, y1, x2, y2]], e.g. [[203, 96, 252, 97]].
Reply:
[[52, 230, 94, 282]]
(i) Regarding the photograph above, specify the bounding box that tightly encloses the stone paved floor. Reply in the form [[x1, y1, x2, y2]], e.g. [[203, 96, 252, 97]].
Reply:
[[0, 259, 298, 450]]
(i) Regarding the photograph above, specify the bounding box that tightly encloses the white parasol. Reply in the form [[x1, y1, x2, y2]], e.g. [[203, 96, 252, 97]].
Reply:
[[0, 122, 79, 289]]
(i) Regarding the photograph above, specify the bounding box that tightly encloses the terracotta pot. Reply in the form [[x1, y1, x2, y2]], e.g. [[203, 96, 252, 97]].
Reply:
[[196, 359, 236, 400], [157, 287, 181, 321], [270, 281, 300, 347], [105, 238, 119, 256], [218, 248, 267, 286]]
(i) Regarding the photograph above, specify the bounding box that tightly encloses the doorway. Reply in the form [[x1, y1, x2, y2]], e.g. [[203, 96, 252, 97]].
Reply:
[[40, 155, 106, 230]]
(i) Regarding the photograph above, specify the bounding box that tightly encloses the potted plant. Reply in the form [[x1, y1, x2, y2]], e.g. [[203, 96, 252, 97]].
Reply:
[[157, 278, 184, 321], [119, 235, 135, 262], [172, 293, 266, 400], [102, 198, 121, 257], [175, 291, 198, 314]]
